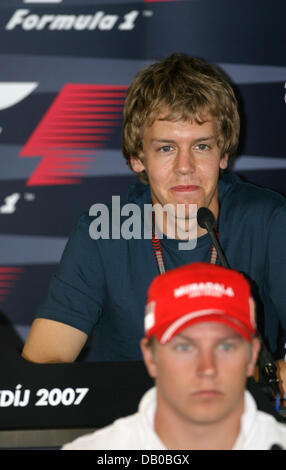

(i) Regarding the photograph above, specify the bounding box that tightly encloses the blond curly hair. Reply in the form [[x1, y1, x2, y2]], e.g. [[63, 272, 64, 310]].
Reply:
[[122, 53, 240, 184]]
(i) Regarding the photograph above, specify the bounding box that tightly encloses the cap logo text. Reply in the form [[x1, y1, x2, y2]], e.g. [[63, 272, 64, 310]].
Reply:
[[174, 282, 235, 299]]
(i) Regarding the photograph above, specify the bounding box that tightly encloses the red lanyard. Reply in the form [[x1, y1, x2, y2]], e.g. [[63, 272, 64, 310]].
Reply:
[[151, 212, 218, 275]]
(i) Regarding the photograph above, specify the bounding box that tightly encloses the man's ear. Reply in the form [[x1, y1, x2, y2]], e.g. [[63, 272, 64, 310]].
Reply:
[[140, 337, 158, 379], [130, 156, 145, 173], [247, 337, 261, 378], [219, 153, 229, 170]]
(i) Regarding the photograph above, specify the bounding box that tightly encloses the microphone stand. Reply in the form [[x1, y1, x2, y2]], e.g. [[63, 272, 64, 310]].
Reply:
[[197, 207, 282, 415]]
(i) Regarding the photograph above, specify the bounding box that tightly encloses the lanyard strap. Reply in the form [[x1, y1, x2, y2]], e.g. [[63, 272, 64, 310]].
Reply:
[[209, 236, 219, 265], [151, 212, 219, 275], [151, 212, 166, 274]]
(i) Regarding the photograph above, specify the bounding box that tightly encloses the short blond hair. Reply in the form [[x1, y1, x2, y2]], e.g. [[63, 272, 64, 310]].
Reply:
[[122, 53, 240, 184]]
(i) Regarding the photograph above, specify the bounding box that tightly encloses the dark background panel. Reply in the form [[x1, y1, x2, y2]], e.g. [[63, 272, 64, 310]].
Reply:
[[236, 169, 286, 198], [0, 174, 137, 236], [237, 83, 286, 158]]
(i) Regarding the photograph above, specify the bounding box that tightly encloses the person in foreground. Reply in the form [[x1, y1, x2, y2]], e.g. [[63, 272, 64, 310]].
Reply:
[[62, 263, 286, 450]]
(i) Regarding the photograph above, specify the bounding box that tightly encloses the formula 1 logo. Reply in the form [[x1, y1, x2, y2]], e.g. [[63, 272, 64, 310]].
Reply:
[[20, 84, 128, 186], [0, 81, 127, 186], [6, 9, 141, 32]]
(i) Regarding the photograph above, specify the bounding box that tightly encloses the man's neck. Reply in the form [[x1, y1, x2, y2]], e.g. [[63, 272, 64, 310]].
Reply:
[[152, 194, 219, 241], [154, 397, 244, 450]]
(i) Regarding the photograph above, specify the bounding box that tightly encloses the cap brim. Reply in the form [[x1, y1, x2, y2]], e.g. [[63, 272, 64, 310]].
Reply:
[[156, 310, 255, 344]]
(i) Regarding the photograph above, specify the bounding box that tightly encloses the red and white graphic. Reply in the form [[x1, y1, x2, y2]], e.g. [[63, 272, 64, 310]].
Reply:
[[20, 84, 128, 186], [0, 267, 24, 306]]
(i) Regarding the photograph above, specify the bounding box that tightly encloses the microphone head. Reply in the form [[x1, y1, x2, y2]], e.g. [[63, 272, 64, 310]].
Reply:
[[270, 444, 284, 450], [197, 207, 216, 230]]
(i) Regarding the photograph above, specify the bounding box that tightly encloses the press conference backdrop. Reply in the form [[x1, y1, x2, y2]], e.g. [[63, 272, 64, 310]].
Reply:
[[0, 0, 285, 444]]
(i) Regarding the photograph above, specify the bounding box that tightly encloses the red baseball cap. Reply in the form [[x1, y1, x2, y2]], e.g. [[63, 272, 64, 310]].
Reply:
[[144, 262, 256, 343]]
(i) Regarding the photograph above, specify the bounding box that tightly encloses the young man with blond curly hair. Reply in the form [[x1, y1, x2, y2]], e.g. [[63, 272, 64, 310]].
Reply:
[[23, 53, 286, 405]]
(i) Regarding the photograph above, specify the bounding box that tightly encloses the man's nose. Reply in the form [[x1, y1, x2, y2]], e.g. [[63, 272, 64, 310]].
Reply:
[[196, 350, 217, 377], [174, 148, 196, 175]]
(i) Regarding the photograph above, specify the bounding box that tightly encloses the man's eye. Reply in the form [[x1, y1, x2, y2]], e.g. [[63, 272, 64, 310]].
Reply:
[[175, 343, 192, 352], [218, 342, 234, 352], [159, 145, 173, 153], [195, 143, 209, 151]]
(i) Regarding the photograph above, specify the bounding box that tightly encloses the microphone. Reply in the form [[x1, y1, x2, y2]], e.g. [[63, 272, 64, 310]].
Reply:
[[197, 207, 229, 268], [259, 337, 280, 398], [197, 207, 282, 409]]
